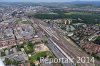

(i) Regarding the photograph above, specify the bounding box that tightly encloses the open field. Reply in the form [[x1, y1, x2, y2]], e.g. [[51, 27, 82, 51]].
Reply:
[[64, 12, 92, 15]]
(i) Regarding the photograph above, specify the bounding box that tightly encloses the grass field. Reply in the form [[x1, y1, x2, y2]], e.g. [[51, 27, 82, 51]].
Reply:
[[16, 18, 32, 24], [64, 12, 92, 15], [30, 51, 47, 62], [30, 51, 54, 62]]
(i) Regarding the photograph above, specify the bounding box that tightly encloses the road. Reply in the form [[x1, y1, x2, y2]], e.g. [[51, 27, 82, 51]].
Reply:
[[30, 18, 97, 66]]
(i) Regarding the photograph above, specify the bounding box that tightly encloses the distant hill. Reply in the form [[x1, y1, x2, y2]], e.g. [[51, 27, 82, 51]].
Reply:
[[40, 1, 100, 8], [68, 1, 100, 6]]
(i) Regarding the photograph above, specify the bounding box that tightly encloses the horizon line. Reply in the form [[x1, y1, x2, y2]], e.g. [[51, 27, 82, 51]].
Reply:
[[0, 1, 100, 3]]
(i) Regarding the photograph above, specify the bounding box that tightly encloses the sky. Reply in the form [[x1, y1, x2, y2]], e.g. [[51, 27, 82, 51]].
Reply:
[[0, 0, 100, 2]]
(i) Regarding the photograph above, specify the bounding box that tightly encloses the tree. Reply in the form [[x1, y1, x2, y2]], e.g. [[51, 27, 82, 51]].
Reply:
[[12, 59, 20, 65], [31, 63, 36, 66], [25, 41, 34, 54], [1, 52, 6, 56], [5, 58, 12, 65]]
